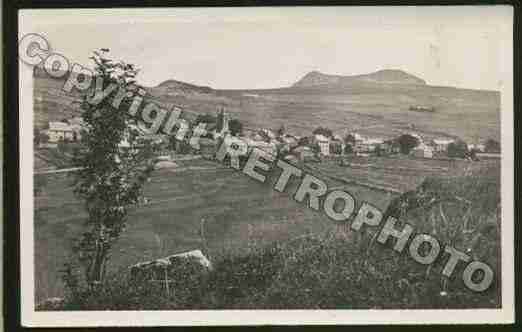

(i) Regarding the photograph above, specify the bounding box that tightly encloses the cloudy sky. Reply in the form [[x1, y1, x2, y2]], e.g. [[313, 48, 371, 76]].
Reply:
[[20, 6, 511, 90]]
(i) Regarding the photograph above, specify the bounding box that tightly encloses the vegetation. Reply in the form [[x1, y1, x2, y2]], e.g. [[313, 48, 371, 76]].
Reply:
[[40, 163, 499, 311], [34, 129, 47, 146], [344, 133, 356, 146], [329, 142, 343, 155], [276, 124, 286, 137], [313, 126, 333, 138], [229, 119, 243, 136], [395, 134, 420, 154], [344, 144, 354, 154], [447, 140, 469, 158], [34, 174, 47, 196], [69, 50, 155, 288], [195, 113, 217, 125], [485, 139, 501, 153], [33, 51, 501, 311]]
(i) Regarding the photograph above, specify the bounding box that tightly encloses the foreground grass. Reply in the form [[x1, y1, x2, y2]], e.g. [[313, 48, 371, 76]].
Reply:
[[39, 163, 500, 310]]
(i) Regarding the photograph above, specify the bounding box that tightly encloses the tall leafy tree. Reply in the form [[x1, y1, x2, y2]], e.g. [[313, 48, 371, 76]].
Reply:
[[312, 126, 333, 138], [395, 134, 420, 154], [229, 119, 243, 137], [71, 49, 155, 287], [447, 140, 469, 158], [484, 139, 500, 153]]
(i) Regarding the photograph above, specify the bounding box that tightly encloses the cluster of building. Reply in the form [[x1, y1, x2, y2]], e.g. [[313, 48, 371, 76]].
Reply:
[[38, 109, 489, 162], [37, 117, 84, 148], [194, 111, 467, 162]]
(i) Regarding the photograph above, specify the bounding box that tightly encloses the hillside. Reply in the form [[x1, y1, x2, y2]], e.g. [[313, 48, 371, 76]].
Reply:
[[33, 67, 500, 142], [293, 69, 427, 87], [153, 79, 214, 97]]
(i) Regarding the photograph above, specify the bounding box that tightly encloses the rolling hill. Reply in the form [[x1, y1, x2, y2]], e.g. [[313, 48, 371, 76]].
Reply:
[[33, 67, 500, 142], [292, 69, 427, 87]]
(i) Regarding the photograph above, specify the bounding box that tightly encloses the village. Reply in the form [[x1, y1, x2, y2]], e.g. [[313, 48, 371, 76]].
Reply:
[[34, 107, 501, 169], [33, 105, 503, 311]]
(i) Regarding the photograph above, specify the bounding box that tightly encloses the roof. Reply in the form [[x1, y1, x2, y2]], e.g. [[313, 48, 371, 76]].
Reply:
[[415, 143, 433, 151], [261, 128, 276, 139], [314, 134, 329, 142], [199, 138, 217, 146], [350, 132, 363, 141], [67, 117, 84, 126], [48, 121, 72, 132], [433, 138, 455, 145], [364, 138, 384, 145], [294, 146, 313, 153], [281, 135, 298, 143]]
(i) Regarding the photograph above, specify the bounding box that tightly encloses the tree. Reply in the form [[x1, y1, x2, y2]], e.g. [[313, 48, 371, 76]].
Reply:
[[312, 126, 333, 138], [395, 134, 420, 154], [71, 49, 155, 288], [374, 144, 383, 156], [34, 129, 49, 146], [344, 144, 354, 154], [485, 139, 500, 153], [276, 124, 286, 137], [447, 140, 468, 158], [195, 113, 217, 125], [229, 119, 243, 136], [344, 134, 356, 146], [298, 136, 311, 147], [57, 138, 69, 153], [34, 174, 47, 197]]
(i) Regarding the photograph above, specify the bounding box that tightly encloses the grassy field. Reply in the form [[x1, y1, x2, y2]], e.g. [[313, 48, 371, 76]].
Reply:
[[38, 159, 501, 310], [34, 157, 390, 301], [34, 155, 499, 303]]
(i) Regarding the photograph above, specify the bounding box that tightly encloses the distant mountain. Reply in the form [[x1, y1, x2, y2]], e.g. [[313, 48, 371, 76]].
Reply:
[[152, 79, 213, 96], [33, 65, 499, 142], [292, 69, 426, 88]]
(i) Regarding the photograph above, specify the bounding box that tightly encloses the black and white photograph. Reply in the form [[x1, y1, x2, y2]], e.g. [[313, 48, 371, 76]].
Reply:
[[16, 5, 514, 326]]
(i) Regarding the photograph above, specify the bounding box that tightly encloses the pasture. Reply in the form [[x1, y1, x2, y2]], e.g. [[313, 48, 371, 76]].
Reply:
[[33, 155, 499, 302]]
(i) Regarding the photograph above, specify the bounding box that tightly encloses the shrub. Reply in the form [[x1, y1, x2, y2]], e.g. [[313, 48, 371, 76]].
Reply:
[[447, 140, 469, 158], [229, 119, 243, 137], [312, 127, 333, 138], [484, 139, 500, 153], [395, 134, 419, 154]]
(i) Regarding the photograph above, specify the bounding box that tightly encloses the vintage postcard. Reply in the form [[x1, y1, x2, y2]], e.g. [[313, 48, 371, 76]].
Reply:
[[18, 6, 514, 326]]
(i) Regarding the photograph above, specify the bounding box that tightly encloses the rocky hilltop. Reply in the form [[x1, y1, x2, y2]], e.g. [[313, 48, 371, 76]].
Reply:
[[293, 69, 426, 87]]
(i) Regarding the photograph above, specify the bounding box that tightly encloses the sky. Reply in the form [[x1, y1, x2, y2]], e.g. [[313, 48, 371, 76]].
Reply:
[[19, 6, 512, 90]]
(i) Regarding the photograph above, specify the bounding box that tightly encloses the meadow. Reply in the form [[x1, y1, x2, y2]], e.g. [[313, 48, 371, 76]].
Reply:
[[34, 154, 500, 303], [37, 158, 501, 310]]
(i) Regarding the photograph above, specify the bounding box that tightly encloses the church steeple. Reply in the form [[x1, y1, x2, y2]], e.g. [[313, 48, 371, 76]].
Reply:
[[216, 107, 224, 132]]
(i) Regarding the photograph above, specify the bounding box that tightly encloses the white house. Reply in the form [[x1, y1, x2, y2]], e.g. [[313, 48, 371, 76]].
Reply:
[[44, 121, 74, 142], [363, 137, 384, 152], [243, 136, 278, 156], [314, 134, 330, 156], [281, 134, 298, 147], [412, 143, 434, 158], [432, 138, 455, 152], [468, 143, 486, 152]]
